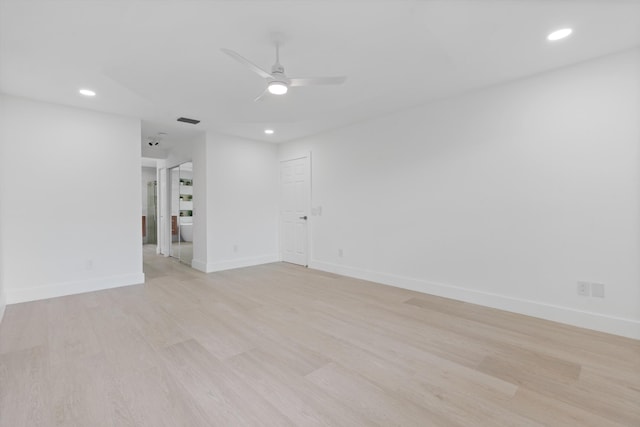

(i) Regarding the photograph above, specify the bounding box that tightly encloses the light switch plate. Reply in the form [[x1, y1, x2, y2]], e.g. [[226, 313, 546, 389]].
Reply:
[[577, 281, 590, 296]]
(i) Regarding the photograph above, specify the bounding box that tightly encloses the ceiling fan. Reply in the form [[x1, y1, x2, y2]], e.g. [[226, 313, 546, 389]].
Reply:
[[221, 44, 347, 101]]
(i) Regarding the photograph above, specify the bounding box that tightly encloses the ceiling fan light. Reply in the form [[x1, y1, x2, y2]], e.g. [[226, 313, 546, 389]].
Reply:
[[268, 81, 288, 95]]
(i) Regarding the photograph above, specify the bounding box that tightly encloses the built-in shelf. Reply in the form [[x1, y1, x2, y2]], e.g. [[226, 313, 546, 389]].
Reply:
[[179, 177, 193, 217]]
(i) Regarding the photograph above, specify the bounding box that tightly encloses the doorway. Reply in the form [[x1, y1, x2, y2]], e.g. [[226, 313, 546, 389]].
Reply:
[[280, 155, 310, 266], [141, 165, 158, 246], [169, 162, 194, 265]]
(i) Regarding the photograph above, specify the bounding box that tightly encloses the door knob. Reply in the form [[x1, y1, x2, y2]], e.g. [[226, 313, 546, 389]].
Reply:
[[299, 216, 308, 220]]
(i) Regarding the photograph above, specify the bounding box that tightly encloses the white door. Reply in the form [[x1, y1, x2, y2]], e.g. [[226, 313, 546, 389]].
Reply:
[[281, 156, 310, 266]]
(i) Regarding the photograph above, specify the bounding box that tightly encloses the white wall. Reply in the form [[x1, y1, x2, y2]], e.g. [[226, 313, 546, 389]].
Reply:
[[196, 133, 279, 272], [279, 48, 640, 338], [191, 136, 208, 270], [0, 95, 144, 303], [0, 192, 5, 322], [166, 136, 196, 169]]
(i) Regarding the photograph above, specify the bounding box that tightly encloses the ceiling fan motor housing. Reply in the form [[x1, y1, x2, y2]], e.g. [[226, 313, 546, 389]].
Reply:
[[271, 64, 285, 76]]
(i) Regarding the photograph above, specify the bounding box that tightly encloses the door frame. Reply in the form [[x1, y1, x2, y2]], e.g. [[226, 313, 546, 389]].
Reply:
[[159, 166, 171, 257], [279, 152, 312, 266], [141, 157, 164, 255]]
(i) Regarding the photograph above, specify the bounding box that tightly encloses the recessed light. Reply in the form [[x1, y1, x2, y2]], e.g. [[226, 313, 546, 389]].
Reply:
[[264, 129, 275, 135], [547, 28, 572, 41], [79, 89, 96, 97]]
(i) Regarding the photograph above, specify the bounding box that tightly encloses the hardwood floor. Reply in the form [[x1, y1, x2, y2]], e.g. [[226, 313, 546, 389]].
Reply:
[[1, 246, 638, 426]]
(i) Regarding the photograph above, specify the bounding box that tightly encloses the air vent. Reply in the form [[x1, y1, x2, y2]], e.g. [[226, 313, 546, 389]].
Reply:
[[177, 117, 200, 125]]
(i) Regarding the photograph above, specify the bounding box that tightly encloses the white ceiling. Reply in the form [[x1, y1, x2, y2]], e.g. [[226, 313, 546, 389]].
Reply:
[[1, 0, 639, 154]]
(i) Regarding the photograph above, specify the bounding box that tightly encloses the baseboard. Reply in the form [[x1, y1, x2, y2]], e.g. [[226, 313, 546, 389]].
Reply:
[[191, 258, 207, 272], [202, 254, 280, 273], [310, 260, 640, 340], [5, 272, 145, 304]]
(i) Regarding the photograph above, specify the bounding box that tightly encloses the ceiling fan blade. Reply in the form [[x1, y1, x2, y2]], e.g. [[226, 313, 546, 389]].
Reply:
[[221, 48, 272, 79], [289, 76, 347, 87], [253, 90, 268, 102]]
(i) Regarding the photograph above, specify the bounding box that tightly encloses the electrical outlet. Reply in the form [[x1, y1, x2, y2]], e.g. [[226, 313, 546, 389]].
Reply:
[[85, 259, 93, 270], [591, 282, 605, 298], [577, 281, 590, 296], [233, 245, 238, 253], [338, 248, 343, 258]]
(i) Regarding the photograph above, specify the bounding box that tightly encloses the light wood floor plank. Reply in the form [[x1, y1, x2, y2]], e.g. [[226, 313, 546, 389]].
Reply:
[[227, 348, 375, 426], [0, 246, 638, 426], [251, 305, 541, 425], [0, 299, 50, 355], [0, 345, 51, 426], [161, 339, 293, 426]]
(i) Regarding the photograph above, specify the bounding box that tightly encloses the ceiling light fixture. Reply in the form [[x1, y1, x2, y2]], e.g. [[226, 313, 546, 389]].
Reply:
[[147, 132, 166, 147], [79, 88, 96, 97], [267, 81, 288, 95], [264, 129, 275, 135], [547, 28, 573, 41]]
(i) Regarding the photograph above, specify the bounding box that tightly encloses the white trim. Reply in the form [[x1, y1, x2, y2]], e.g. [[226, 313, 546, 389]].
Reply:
[[5, 273, 145, 304], [310, 260, 640, 340], [191, 258, 208, 272], [201, 254, 280, 273], [155, 159, 166, 256], [307, 151, 313, 266]]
